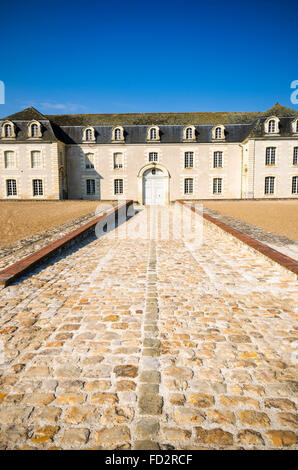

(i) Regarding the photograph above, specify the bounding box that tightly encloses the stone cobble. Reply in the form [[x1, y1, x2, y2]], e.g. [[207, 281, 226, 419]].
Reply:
[[0, 204, 297, 449]]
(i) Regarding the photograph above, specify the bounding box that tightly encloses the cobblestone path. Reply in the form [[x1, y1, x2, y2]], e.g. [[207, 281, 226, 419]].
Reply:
[[0, 205, 297, 450]]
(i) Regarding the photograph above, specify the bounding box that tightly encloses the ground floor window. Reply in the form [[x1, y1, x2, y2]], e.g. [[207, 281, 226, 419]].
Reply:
[[33, 179, 43, 196], [213, 177, 222, 194], [292, 176, 298, 194], [149, 152, 158, 162], [6, 179, 17, 196], [264, 176, 275, 194], [86, 179, 95, 195], [184, 178, 193, 194], [114, 179, 123, 195]]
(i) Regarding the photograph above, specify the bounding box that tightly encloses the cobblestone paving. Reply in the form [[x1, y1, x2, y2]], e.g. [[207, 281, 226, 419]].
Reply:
[[0, 205, 297, 450]]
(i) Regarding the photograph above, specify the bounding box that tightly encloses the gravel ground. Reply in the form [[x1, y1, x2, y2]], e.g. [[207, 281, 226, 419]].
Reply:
[[0, 201, 112, 248], [199, 200, 298, 241]]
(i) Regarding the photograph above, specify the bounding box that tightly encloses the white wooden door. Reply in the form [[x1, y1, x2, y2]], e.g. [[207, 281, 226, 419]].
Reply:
[[143, 169, 166, 205]]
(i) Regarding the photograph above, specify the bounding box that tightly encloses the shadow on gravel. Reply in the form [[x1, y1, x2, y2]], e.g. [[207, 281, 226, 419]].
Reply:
[[10, 205, 143, 286]]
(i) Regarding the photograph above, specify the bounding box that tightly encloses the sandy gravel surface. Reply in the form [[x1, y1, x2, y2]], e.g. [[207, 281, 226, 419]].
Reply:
[[201, 200, 298, 241], [0, 201, 104, 247]]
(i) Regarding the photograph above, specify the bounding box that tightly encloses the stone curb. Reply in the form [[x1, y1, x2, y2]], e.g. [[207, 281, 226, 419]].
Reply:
[[0, 200, 133, 288], [179, 200, 298, 278]]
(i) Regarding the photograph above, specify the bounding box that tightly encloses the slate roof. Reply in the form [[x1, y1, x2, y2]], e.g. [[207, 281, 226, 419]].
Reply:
[[1, 104, 297, 144]]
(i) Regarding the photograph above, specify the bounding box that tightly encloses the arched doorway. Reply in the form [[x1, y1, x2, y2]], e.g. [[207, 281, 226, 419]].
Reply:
[[143, 168, 167, 205]]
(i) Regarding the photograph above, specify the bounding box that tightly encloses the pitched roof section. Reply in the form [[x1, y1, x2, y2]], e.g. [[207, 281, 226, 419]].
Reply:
[[3, 106, 47, 121]]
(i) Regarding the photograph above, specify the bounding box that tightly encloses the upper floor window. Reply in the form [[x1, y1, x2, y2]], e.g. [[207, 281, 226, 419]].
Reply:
[[212, 125, 225, 140], [184, 178, 193, 194], [264, 176, 275, 194], [4, 151, 15, 168], [33, 179, 43, 196], [112, 126, 124, 142], [293, 147, 298, 165], [292, 176, 298, 194], [1, 121, 15, 139], [86, 179, 95, 195], [183, 125, 195, 141], [147, 126, 160, 141], [264, 116, 279, 134], [184, 151, 194, 168], [265, 147, 276, 165], [85, 153, 94, 169], [292, 118, 298, 134], [31, 151, 42, 168], [114, 178, 123, 195], [149, 152, 158, 162], [213, 151, 223, 168], [28, 120, 42, 138], [83, 126, 95, 142], [6, 179, 17, 196], [113, 152, 123, 169], [213, 178, 222, 194]]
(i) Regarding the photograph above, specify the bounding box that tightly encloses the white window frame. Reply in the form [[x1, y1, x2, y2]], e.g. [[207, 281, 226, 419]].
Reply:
[[213, 151, 223, 168], [264, 176, 275, 195], [149, 152, 158, 162], [4, 151, 15, 168], [265, 147, 276, 166], [292, 176, 298, 194], [85, 153, 95, 169], [293, 147, 298, 165], [213, 178, 222, 194], [6, 179, 17, 196], [184, 151, 194, 168], [114, 178, 124, 195], [113, 152, 123, 169], [33, 179, 43, 196], [184, 178, 193, 194], [31, 150, 42, 169]]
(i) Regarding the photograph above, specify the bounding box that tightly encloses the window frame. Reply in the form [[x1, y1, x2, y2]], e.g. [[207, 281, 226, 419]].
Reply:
[[85, 153, 95, 169], [113, 152, 123, 169], [4, 151, 15, 168], [264, 176, 275, 195], [213, 151, 223, 168], [148, 152, 158, 163], [86, 178, 96, 195], [6, 179, 17, 196], [293, 147, 298, 165], [114, 178, 124, 195], [213, 177, 222, 194], [184, 178, 193, 194], [32, 179, 43, 196], [265, 147, 276, 166], [292, 176, 298, 194], [184, 151, 194, 168], [31, 150, 42, 169]]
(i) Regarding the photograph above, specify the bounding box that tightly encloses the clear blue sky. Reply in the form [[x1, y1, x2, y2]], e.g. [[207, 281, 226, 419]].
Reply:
[[1, 0, 298, 116]]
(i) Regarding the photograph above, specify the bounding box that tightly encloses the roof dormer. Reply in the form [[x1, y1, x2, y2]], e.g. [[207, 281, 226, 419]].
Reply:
[[147, 125, 160, 142], [82, 126, 96, 142], [27, 120, 42, 139], [112, 126, 125, 142], [1, 120, 16, 139], [291, 117, 298, 134], [264, 116, 280, 134], [212, 124, 225, 141], [183, 125, 196, 141]]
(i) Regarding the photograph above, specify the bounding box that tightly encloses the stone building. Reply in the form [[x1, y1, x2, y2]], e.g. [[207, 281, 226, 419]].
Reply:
[[0, 103, 297, 204]]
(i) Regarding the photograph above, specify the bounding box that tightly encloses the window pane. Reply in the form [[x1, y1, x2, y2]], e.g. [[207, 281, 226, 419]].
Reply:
[[265, 147, 276, 165], [265, 177, 274, 194], [4, 151, 14, 168], [6, 179, 17, 196], [86, 179, 95, 194], [213, 178, 222, 194], [149, 152, 158, 162], [114, 153, 123, 168], [31, 151, 41, 168], [114, 179, 123, 194], [184, 152, 193, 168], [85, 153, 94, 169], [184, 178, 193, 194], [292, 176, 298, 194], [33, 179, 43, 196], [293, 147, 298, 165], [214, 152, 222, 168]]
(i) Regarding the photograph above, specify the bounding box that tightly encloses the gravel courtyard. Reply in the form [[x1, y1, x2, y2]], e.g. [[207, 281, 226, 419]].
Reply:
[[0, 205, 297, 450]]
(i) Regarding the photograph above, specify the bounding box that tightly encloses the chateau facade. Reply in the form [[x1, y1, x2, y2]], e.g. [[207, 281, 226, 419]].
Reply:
[[0, 103, 298, 204]]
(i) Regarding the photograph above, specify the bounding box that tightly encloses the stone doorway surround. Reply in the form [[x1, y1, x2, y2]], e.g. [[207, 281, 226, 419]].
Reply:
[[137, 163, 170, 205]]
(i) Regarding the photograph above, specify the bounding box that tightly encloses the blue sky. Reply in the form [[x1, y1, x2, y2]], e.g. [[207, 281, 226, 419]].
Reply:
[[1, 0, 298, 116]]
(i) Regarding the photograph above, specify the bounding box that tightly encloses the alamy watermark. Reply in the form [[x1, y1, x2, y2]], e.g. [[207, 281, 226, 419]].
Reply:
[[290, 80, 298, 104], [0, 81, 5, 104]]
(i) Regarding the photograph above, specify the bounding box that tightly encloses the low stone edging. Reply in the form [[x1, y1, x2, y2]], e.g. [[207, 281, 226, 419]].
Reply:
[[0, 200, 133, 288], [179, 200, 298, 279]]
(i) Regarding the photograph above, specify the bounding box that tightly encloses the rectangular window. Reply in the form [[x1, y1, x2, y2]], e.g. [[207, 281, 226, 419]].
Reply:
[[6, 179, 17, 196], [114, 179, 123, 195], [265, 147, 276, 165], [292, 176, 298, 194], [113, 153, 123, 169], [31, 151, 42, 168], [184, 178, 193, 194], [213, 151, 223, 168], [86, 179, 95, 195], [293, 147, 298, 165], [264, 176, 275, 194], [85, 153, 94, 169], [33, 179, 43, 196], [184, 152, 194, 168], [4, 151, 15, 168], [213, 178, 222, 194], [149, 152, 158, 162]]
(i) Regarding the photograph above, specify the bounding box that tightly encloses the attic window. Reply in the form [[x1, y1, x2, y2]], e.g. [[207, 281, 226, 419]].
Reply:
[[28, 121, 42, 138], [86, 129, 92, 141], [268, 120, 276, 133], [186, 128, 193, 139], [115, 128, 121, 140], [150, 128, 157, 140], [147, 126, 160, 141], [215, 127, 222, 139], [4, 124, 12, 137], [31, 124, 38, 137]]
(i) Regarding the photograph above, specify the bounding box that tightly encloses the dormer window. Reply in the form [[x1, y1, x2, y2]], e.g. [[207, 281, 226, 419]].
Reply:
[[183, 125, 196, 141], [147, 126, 160, 141], [82, 126, 95, 142], [1, 120, 16, 139], [28, 120, 42, 138], [212, 125, 225, 140], [291, 118, 298, 134], [112, 126, 124, 142], [264, 116, 279, 134]]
